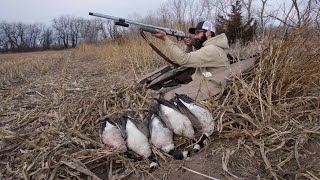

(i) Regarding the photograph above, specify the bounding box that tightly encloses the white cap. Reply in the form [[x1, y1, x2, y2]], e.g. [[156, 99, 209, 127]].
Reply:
[[189, 21, 216, 34]]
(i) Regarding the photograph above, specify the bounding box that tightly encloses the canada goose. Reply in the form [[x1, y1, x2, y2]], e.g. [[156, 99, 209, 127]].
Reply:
[[148, 106, 189, 160], [99, 117, 127, 153], [125, 114, 158, 171], [155, 96, 195, 139], [174, 94, 215, 151]]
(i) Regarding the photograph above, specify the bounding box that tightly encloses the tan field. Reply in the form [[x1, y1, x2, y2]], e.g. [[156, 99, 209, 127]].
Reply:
[[0, 25, 320, 179]]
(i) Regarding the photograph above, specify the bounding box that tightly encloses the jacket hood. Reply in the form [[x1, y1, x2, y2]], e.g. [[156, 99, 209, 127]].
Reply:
[[203, 33, 229, 49]]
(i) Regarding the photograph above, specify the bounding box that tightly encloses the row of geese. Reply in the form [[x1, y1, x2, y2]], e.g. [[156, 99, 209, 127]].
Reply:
[[99, 93, 216, 172]]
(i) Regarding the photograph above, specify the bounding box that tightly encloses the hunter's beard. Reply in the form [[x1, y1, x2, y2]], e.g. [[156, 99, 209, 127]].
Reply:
[[192, 34, 207, 50]]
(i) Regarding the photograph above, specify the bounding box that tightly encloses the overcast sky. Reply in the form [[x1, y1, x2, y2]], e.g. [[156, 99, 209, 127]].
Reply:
[[0, 0, 162, 24], [0, 0, 296, 25]]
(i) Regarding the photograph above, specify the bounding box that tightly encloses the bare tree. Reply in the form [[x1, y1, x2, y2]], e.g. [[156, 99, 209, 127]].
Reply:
[[259, 0, 268, 35], [157, 4, 171, 27], [0, 22, 9, 51], [101, 19, 120, 40], [278, 2, 294, 27], [267, 0, 319, 29], [158, 0, 226, 31], [291, 0, 301, 26], [215, 0, 232, 18], [241, 0, 253, 22], [1, 22, 23, 51], [40, 26, 53, 50], [52, 16, 71, 48], [300, 0, 320, 23], [69, 17, 82, 47], [80, 19, 97, 43], [166, 0, 188, 30], [25, 24, 43, 50], [0, 22, 47, 51], [186, 0, 201, 27], [316, 1, 320, 28], [79, 18, 109, 43]]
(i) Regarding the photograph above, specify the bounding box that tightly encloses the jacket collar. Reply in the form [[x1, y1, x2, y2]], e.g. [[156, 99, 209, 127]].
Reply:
[[203, 33, 229, 49]]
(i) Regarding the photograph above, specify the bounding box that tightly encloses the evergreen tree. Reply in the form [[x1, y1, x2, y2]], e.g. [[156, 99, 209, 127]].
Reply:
[[226, 0, 243, 44], [216, 15, 227, 35], [217, 0, 256, 44]]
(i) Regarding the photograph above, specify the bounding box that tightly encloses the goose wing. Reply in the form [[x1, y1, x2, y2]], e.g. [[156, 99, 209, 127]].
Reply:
[[155, 96, 179, 111], [175, 93, 208, 109], [174, 96, 203, 131], [154, 98, 178, 130], [115, 118, 127, 139], [175, 93, 215, 135], [99, 117, 116, 136], [99, 117, 109, 136], [128, 116, 150, 138]]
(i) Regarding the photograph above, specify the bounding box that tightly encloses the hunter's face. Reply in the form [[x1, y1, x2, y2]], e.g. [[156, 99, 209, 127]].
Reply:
[[194, 30, 205, 39], [192, 30, 208, 50]]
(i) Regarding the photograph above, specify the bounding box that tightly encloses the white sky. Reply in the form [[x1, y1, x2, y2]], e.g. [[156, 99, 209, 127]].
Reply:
[[0, 0, 162, 24], [0, 0, 296, 25]]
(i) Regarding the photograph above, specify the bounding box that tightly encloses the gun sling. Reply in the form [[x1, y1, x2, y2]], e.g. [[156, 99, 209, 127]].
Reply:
[[140, 31, 180, 68], [139, 30, 195, 89]]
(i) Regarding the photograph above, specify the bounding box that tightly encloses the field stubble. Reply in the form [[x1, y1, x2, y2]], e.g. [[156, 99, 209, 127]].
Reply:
[[0, 27, 320, 179]]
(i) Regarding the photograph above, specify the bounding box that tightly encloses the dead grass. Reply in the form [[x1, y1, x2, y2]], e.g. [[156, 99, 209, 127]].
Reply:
[[211, 24, 320, 179], [75, 34, 172, 80], [0, 24, 319, 179]]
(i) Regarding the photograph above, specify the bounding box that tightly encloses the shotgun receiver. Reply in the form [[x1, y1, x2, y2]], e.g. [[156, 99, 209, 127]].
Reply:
[[89, 12, 187, 39]]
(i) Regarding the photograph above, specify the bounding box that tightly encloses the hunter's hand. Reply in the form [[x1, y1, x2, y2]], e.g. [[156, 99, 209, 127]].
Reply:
[[151, 29, 168, 41], [184, 35, 192, 47]]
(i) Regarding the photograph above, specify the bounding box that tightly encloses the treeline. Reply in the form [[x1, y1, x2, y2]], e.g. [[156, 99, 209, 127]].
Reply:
[[0, 17, 122, 52], [0, 0, 319, 52]]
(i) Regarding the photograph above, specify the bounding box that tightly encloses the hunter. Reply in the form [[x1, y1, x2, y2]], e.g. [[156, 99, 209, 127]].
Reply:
[[152, 21, 229, 100], [151, 21, 230, 101]]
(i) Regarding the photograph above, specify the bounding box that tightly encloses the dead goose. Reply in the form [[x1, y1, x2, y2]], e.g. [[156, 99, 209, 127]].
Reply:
[[174, 94, 215, 151], [125, 114, 159, 171], [155, 96, 195, 139], [99, 117, 127, 152], [148, 107, 189, 160]]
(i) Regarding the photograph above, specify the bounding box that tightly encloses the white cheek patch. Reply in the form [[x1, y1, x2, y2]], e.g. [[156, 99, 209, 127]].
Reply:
[[149, 162, 158, 169], [202, 71, 212, 78], [193, 144, 201, 150], [182, 151, 189, 159]]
